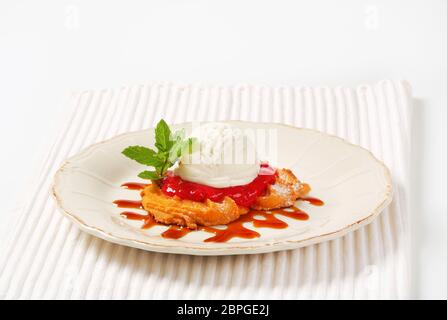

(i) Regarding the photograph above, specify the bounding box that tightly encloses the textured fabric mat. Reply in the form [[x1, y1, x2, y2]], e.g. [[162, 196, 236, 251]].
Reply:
[[0, 80, 412, 299]]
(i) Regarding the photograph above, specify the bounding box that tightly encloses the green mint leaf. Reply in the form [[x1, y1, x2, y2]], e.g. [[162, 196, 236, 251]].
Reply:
[[138, 170, 161, 180], [122, 146, 164, 167], [155, 119, 171, 151]]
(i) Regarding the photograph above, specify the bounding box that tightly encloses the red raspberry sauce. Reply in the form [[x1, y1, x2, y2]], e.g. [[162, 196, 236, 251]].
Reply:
[[161, 164, 277, 207]]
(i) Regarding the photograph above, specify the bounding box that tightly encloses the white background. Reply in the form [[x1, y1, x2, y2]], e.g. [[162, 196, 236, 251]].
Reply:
[[0, 0, 445, 299]]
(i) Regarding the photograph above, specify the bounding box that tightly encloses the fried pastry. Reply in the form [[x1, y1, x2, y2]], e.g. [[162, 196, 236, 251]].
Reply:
[[251, 169, 311, 210], [141, 168, 310, 229], [141, 184, 249, 229]]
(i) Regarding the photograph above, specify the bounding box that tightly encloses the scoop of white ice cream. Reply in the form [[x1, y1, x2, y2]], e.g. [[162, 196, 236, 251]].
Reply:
[[175, 123, 260, 188]]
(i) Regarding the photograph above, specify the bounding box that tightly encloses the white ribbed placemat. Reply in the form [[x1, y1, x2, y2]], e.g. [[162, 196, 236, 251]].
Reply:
[[0, 80, 412, 300]]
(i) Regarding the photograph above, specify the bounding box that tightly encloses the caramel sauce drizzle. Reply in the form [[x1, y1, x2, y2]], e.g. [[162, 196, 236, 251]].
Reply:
[[300, 197, 324, 206], [121, 182, 149, 191], [113, 199, 143, 209], [114, 182, 323, 243]]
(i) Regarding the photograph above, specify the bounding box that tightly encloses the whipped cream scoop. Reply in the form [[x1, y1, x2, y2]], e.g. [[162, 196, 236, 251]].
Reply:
[[175, 123, 260, 188]]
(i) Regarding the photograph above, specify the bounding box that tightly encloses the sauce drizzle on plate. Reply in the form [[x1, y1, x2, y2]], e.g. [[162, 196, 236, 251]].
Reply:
[[114, 182, 323, 243]]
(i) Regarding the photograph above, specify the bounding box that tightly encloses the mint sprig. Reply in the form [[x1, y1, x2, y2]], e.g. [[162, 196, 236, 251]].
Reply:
[[122, 119, 197, 184]]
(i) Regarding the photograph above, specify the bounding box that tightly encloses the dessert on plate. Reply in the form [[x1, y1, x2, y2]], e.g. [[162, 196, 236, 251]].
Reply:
[[121, 120, 311, 230]]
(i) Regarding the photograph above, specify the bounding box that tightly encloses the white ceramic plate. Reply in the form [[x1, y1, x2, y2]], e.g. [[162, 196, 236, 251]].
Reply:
[[52, 121, 392, 256]]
